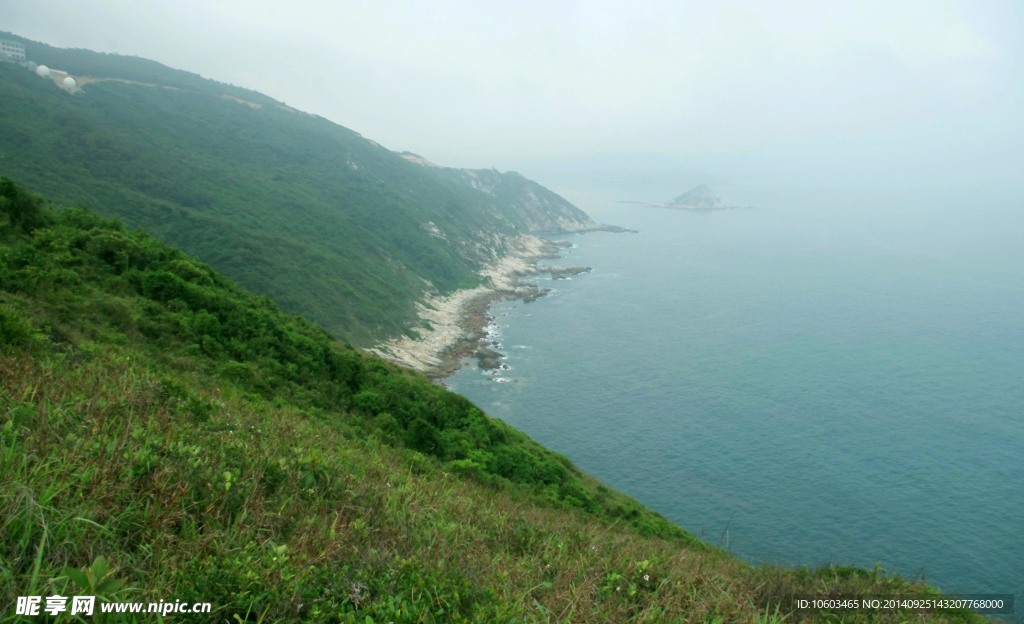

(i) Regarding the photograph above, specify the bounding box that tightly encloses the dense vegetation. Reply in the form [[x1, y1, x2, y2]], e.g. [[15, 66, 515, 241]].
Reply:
[[0, 180, 987, 622], [0, 178, 649, 523], [0, 33, 592, 346]]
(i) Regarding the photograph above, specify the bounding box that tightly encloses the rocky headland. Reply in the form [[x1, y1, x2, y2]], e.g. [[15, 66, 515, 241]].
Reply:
[[369, 234, 592, 378]]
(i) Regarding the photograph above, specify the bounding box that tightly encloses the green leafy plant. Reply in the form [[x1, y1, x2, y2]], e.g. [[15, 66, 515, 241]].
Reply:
[[61, 556, 125, 599]]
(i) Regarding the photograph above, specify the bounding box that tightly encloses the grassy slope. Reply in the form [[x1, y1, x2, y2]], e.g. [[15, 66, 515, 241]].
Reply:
[[0, 35, 589, 346], [0, 182, 986, 623]]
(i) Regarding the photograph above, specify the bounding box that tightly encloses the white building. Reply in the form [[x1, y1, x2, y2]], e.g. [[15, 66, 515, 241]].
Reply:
[[0, 39, 26, 62]]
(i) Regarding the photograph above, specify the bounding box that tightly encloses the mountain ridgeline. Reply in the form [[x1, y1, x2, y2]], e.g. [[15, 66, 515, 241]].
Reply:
[[400, 153, 597, 233], [0, 33, 595, 346]]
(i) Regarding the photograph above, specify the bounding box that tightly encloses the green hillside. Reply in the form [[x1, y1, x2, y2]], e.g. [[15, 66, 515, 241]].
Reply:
[[0, 34, 593, 346], [0, 180, 985, 622]]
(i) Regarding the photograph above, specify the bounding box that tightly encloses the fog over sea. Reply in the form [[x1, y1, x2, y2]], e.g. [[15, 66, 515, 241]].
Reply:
[[447, 185, 1024, 600]]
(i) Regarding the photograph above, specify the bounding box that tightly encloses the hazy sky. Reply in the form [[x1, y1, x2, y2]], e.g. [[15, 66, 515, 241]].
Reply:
[[6, 0, 1024, 196]]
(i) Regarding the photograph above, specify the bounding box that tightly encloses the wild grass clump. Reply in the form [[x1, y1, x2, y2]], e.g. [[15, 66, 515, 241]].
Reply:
[[0, 351, 731, 621]]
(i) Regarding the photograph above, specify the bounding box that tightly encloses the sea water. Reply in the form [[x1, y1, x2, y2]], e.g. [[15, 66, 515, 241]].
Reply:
[[447, 186, 1024, 599]]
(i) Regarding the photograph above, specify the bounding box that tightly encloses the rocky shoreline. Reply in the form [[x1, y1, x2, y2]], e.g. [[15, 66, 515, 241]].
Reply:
[[368, 234, 591, 378]]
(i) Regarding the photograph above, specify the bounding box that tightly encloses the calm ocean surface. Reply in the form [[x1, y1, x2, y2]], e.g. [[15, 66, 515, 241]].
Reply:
[[447, 187, 1024, 599]]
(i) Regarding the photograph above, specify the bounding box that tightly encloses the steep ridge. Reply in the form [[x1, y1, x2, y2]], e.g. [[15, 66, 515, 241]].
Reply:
[[400, 153, 596, 233], [0, 33, 593, 346]]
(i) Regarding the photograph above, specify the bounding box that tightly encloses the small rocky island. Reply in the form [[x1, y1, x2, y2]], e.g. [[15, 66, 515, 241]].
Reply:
[[666, 185, 737, 211], [620, 185, 749, 211]]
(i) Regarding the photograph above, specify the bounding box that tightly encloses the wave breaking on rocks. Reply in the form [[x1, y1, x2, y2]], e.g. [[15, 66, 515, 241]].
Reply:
[[368, 234, 588, 378]]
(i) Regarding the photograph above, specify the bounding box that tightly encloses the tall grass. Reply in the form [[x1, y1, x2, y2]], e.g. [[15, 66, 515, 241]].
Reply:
[[0, 351, 986, 623]]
